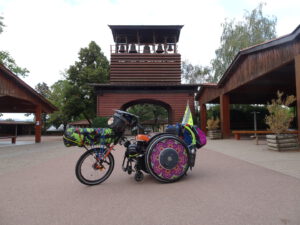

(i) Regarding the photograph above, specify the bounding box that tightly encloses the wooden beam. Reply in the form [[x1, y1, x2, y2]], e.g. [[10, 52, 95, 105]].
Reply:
[[220, 94, 230, 138], [35, 105, 42, 143], [295, 55, 300, 140], [200, 104, 207, 133]]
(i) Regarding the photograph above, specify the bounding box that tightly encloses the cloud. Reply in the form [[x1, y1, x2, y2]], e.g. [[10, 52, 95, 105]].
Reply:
[[0, 0, 299, 91], [0, 0, 226, 88]]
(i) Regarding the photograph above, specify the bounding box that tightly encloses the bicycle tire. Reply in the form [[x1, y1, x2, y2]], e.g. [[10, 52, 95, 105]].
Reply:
[[75, 148, 114, 185]]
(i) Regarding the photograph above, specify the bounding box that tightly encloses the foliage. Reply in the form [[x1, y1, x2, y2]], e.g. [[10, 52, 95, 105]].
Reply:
[[207, 104, 220, 120], [35, 82, 51, 99], [127, 104, 168, 126], [0, 16, 4, 34], [0, 51, 29, 77], [64, 41, 109, 124], [33, 82, 51, 132], [0, 17, 29, 78], [91, 117, 109, 128], [181, 60, 212, 84], [207, 117, 220, 130], [265, 91, 296, 134], [230, 105, 269, 130], [48, 80, 72, 130], [211, 3, 277, 82]]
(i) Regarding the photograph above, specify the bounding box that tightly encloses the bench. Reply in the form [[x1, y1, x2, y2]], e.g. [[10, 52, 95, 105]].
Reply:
[[0, 136, 17, 144], [232, 130, 298, 144]]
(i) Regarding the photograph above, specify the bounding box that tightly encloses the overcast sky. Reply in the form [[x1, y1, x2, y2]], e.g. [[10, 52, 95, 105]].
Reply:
[[1, 0, 300, 120]]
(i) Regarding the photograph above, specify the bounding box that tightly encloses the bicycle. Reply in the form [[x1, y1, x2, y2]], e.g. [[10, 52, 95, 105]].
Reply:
[[63, 110, 206, 185]]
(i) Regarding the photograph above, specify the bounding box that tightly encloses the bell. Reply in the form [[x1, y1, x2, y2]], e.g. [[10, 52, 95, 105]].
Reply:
[[119, 45, 125, 53], [143, 45, 150, 53], [156, 44, 164, 53], [167, 44, 173, 52], [129, 44, 137, 53]]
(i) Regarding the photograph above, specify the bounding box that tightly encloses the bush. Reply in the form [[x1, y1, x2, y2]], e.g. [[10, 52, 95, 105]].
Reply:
[[91, 117, 109, 128], [265, 91, 296, 134], [207, 117, 220, 130]]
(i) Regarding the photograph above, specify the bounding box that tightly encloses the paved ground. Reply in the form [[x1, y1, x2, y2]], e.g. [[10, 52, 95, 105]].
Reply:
[[205, 138, 300, 179], [0, 136, 300, 225]]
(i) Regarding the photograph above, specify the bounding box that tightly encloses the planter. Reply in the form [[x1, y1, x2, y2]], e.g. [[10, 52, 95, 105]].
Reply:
[[266, 134, 299, 151], [207, 130, 222, 140]]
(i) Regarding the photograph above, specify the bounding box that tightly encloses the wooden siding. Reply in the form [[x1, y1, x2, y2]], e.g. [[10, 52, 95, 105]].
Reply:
[[223, 42, 300, 93], [198, 40, 300, 105], [97, 92, 194, 123], [110, 53, 181, 83], [0, 67, 55, 113]]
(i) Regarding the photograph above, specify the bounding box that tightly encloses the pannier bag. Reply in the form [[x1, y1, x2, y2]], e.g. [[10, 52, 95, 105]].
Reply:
[[165, 123, 182, 136], [165, 124, 206, 149], [63, 128, 114, 147]]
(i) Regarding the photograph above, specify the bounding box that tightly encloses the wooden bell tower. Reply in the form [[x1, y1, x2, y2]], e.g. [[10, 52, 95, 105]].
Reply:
[[94, 25, 199, 123]]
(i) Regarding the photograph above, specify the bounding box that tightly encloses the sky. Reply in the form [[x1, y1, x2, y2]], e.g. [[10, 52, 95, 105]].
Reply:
[[1, 0, 300, 120]]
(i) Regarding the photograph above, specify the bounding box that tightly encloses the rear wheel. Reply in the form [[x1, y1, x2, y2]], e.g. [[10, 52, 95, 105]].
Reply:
[[75, 148, 114, 185], [145, 135, 189, 183]]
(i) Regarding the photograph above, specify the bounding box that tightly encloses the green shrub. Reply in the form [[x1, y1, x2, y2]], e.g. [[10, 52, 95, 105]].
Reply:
[[265, 91, 296, 134], [91, 117, 109, 128]]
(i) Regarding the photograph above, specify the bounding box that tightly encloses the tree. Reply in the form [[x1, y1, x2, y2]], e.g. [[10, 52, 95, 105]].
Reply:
[[65, 41, 109, 124], [0, 16, 29, 77], [181, 60, 212, 84], [35, 82, 51, 99], [48, 80, 72, 130], [128, 104, 168, 131], [211, 3, 277, 82], [35, 82, 51, 132], [0, 51, 29, 77], [0, 16, 4, 34]]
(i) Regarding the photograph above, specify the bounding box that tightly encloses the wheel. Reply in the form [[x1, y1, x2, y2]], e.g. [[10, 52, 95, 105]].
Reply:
[[145, 135, 189, 183], [75, 148, 114, 185], [134, 171, 144, 182]]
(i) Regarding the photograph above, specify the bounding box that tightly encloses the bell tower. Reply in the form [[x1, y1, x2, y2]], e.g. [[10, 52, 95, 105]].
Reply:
[[109, 25, 182, 84], [94, 25, 199, 124]]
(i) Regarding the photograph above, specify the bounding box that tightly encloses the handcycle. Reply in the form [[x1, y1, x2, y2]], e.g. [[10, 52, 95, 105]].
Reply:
[[63, 110, 206, 185]]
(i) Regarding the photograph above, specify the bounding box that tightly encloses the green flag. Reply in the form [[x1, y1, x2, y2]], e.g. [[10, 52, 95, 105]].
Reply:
[[182, 102, 193, 125]]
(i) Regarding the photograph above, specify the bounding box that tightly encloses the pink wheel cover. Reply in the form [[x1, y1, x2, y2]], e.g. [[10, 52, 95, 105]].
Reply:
[[150, 138, 188, 180]]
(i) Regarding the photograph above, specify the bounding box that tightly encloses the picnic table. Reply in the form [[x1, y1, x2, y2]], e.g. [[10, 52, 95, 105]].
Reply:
[[232, 130, 298, 144]]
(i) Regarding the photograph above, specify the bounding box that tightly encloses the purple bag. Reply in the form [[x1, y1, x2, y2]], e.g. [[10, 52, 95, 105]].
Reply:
[[193, 126, 207, 148]]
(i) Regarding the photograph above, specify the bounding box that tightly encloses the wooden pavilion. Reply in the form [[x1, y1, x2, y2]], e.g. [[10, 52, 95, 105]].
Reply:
[[196, 25, 300, 138], [0, 64, 57, 143], [93, 25, 199, 123]]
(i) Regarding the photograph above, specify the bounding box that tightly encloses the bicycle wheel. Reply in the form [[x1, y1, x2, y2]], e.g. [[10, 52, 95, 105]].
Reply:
[[145, 135, 189, 183], [75, 148, 114, 185]]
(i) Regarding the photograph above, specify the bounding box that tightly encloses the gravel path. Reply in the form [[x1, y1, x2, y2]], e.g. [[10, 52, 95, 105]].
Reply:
[[1, 137, 300, 225]]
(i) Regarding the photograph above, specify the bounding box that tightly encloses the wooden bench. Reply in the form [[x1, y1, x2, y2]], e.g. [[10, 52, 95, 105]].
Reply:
[[0, 136, 17, 144], [232, 130, 298, 144]]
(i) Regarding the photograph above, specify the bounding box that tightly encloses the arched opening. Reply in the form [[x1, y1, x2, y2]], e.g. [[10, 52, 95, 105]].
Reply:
[[121, 99, 172, 132]]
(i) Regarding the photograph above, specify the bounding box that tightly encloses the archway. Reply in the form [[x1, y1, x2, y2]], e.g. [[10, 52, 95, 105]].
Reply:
[[121, 99, 172, 132]]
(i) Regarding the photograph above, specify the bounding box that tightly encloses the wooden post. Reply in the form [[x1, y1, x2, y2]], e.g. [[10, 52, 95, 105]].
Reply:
[[220, 94, 230, 138], [295, 55, 300, 140], [200, 104, 207, 133], [35, 105, 42, 143]]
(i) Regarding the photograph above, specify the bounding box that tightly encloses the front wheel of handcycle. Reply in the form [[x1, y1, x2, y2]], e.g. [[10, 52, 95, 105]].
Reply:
[[75, 148, 114, 185]]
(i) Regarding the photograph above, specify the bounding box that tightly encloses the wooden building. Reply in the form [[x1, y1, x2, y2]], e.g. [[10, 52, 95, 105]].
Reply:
[[0, 121, 34, 136], [0, 64, 57, 142], [94, 25, 199, 123], [196, 25, 300, 138]]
